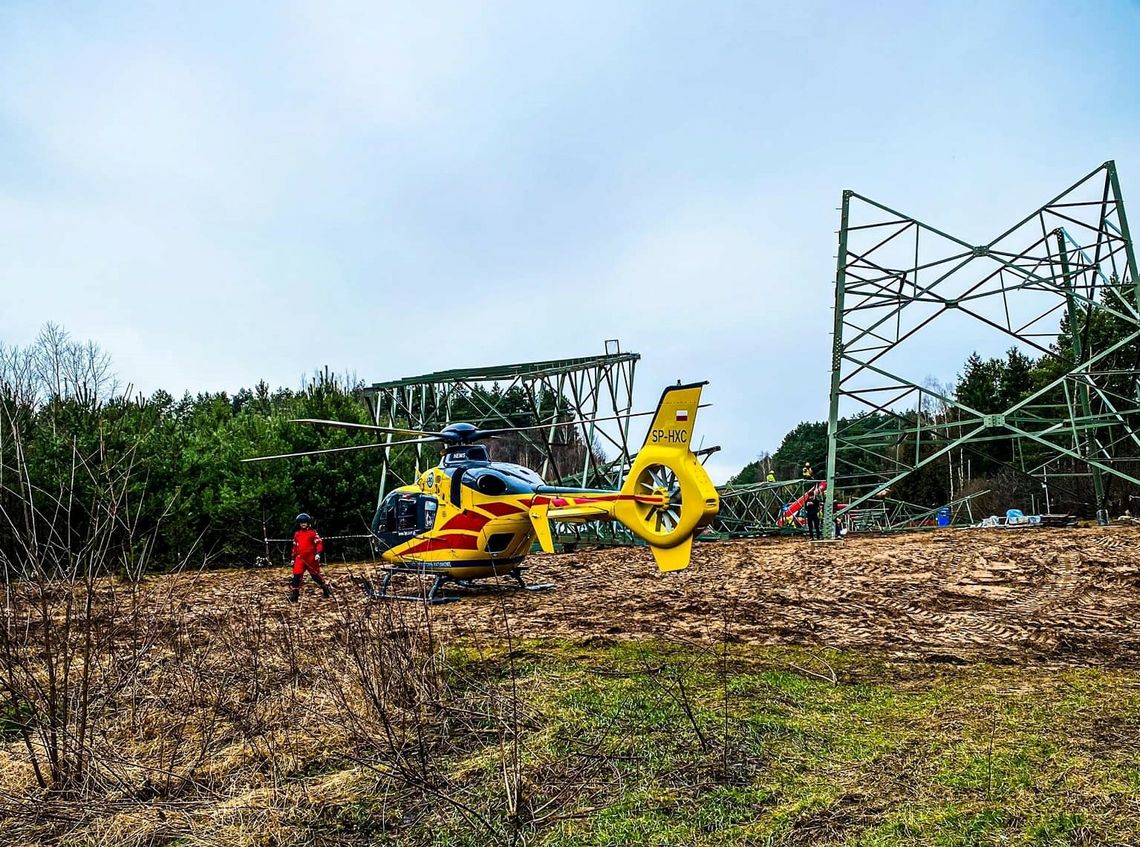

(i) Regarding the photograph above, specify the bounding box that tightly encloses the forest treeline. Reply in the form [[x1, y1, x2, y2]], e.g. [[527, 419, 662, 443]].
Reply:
[[729, 290, 1140, 518], [3, 287, 1137, 577], [0, 325, 582, 572]]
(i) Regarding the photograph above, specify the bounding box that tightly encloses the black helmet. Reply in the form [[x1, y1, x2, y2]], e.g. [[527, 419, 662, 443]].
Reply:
[[295, 512, 313, 524]]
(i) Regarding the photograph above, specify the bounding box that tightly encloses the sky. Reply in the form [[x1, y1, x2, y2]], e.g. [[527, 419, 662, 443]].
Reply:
[[2, 0, 1139, 483]]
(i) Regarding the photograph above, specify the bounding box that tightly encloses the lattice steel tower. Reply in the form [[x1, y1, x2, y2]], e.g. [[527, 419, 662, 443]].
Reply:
[[825, 161, 1140, 534], [361, 341, 639, 505]]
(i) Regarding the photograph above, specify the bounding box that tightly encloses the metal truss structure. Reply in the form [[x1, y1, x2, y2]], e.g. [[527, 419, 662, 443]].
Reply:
[[825, 160, 1140, 536], [360, 341, 639, 506], [710, 481, 989, 537], [710, 479, 815, 536]]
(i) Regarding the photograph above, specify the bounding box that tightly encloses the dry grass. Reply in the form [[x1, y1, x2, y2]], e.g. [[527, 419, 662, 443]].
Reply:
[[2, 528, 1139, 845]]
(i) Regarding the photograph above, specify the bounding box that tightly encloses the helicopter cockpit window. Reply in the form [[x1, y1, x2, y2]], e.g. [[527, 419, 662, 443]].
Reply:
[[373, 492, 436, 537], [396, 497, 417, 532], [376, 491, 402, 533]]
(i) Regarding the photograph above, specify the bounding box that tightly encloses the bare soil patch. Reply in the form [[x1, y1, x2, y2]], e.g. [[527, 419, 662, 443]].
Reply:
[[184, 525, 1140, 666]]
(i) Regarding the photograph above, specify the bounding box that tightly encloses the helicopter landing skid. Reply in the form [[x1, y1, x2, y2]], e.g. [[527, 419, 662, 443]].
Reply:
[[359, 566, 554, 605]]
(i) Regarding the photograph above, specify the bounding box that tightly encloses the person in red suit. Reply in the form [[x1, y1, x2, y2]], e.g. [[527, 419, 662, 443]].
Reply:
[[290, 512, 330, 602]]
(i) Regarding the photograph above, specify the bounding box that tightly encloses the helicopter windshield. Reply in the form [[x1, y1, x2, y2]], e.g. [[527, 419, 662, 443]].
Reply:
[[372, 490, 438, 536]]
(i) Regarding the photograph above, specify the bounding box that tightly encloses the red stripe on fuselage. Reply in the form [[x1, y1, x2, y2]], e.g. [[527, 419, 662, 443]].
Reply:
[[401, 534, 481, 556], [481, 501, 525, 516], [440, 511, 490, 532]]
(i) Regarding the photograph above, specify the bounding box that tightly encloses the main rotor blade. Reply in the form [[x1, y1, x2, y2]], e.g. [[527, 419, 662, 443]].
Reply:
[[242, 435, 440, 463], [475, 404, 711, 438], [289, 418, 441, 437]]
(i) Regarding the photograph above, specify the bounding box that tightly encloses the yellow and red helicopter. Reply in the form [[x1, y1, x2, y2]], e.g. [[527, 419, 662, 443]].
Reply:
[[246, 382, 719, 601]]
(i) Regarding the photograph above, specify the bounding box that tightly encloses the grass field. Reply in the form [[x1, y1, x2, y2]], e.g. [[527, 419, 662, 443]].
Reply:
[[5, 636, 1137, 845], [3, 530, 1139, 845], [301, 642, 1139, 847]]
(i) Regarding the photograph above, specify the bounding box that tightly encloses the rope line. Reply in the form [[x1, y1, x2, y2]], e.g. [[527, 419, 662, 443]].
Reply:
[[264, 533, 374, 543]]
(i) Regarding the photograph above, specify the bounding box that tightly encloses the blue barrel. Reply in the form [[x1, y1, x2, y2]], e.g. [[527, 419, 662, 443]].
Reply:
[[936, 506, 951, 527]]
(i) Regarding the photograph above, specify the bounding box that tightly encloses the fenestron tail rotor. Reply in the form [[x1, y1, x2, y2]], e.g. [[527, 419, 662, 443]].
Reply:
[[612, 383, 720, 571], [634, 463, 684, 536]]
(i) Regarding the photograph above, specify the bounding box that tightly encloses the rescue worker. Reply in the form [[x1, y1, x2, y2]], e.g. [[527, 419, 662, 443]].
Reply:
[[765, 469, 776, 483], [803, 493, 822, 540], [802, 461, 814, 480], [290, 512, 331, 602]]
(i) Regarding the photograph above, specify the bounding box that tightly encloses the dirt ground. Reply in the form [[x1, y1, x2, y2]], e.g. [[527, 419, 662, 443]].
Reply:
[[185, 525, 1140, 667]]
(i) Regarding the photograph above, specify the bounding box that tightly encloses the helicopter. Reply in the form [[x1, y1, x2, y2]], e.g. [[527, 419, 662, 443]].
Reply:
[[245, 382, 720, 601]]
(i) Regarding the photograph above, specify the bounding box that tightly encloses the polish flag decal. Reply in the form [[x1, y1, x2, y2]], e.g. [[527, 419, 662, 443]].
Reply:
[[675, 409, 689, 422]]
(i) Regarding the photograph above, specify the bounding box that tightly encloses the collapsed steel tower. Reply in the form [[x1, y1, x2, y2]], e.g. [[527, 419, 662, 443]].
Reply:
[[825, 161, 1140, 535], [710, 478, 816, 536], [360, 341, 638, 505]]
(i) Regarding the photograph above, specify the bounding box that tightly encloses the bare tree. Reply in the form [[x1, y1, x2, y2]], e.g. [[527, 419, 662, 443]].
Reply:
[[0, 327, 170, 795]]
